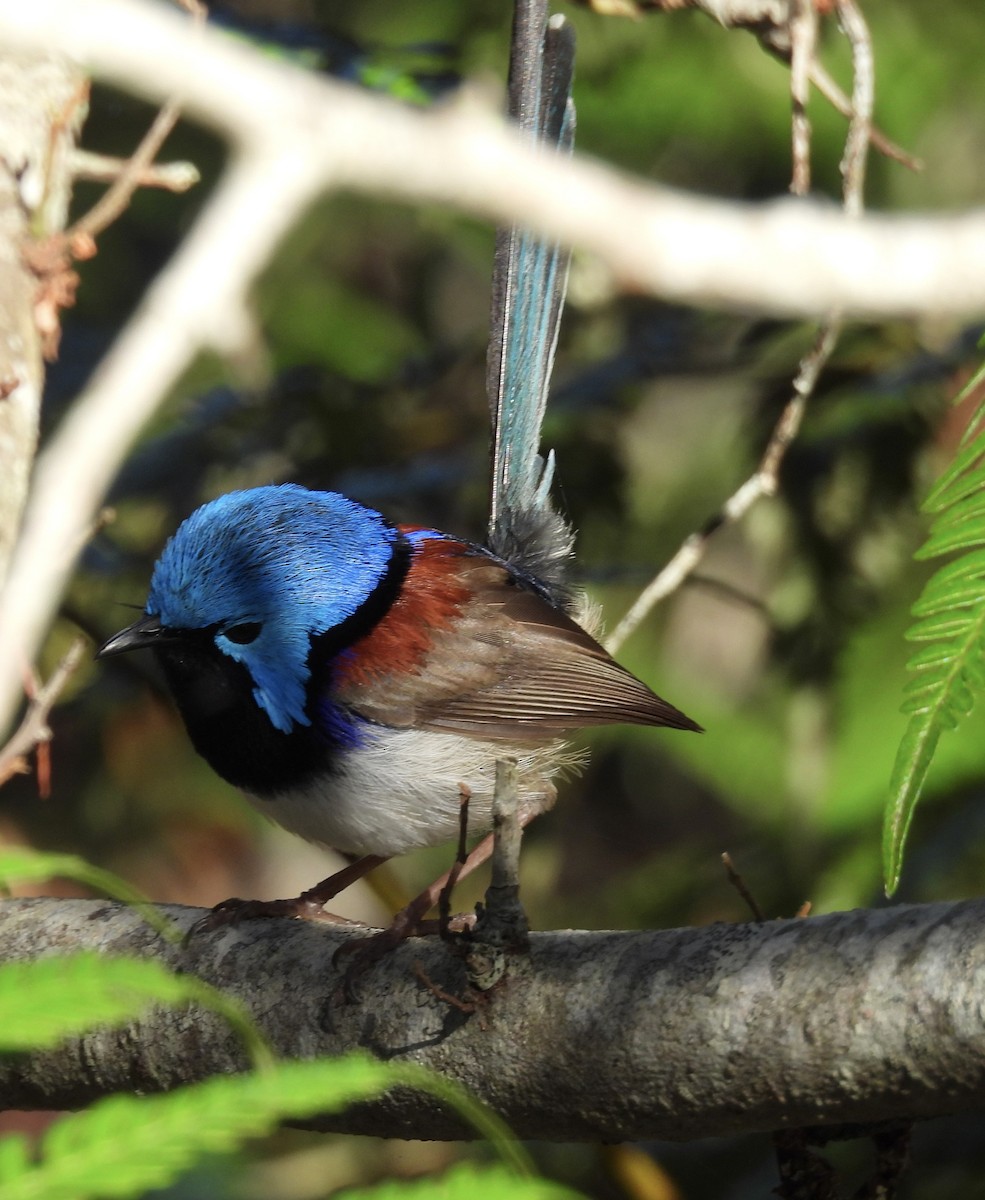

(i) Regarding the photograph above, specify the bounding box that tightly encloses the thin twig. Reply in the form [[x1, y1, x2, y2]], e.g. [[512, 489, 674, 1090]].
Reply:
[[576, 0, 919, 171], [607, 0, 877, 655], [835, 0, 874, 219], [463, 759, 530, 991], [808, 60, 921, 172], [412, 961, 477, 1014], [721, 851, 766, 922], [605, 320, 836, 654], [69, 102, 182, 243], [67, 0, 204, 243], [487, 761, 524, 900], [0, 639, 86, 790], [20, 1, 204, 361], [438, 787, 472, 938], [36, 81, 91, 230], [70, 150, 200, 193], [788, 0, 816, 197]]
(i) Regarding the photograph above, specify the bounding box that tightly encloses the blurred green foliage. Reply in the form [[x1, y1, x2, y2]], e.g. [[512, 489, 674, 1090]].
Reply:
[[5, 0, 985, 1195]]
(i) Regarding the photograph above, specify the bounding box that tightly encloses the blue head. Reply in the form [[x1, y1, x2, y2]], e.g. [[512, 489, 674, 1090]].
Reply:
[[103, 485, 399, 735]]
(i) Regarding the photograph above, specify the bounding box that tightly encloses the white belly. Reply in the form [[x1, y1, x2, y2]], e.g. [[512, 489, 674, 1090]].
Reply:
[[245, 726, 576, 858]]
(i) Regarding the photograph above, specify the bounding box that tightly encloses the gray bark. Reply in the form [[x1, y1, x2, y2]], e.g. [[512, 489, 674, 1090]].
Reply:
[[0, 51, 83, 586], [0, 896, 983, 1141]]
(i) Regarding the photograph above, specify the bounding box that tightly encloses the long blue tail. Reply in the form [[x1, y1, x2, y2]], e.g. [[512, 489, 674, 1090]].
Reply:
[[486, 4, 576, 611]]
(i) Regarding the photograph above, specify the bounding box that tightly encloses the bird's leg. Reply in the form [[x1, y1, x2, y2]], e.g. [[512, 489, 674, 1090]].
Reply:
[[333, 787, 552, 983], [331, 831, 497, 1000], [188, 853, 390, 937], [294, 853, 391, 914]]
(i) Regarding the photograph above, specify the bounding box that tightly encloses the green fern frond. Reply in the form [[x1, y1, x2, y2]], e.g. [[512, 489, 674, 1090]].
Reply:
[[884, 400, 985, 894], [0, 1056, 532, 1200], [0, 952, 271, 1067], [0, 1056, 396, 1200]]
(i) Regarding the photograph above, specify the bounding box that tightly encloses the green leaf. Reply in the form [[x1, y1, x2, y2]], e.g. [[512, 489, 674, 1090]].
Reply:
[[384, 1064, 533, 1178], [905, 613, 973, 642], [0, 954, 177, 1050], [335, 1163, 585, 1200], [912, 545, 985, 585], [927, 487, 985, 531], [885, 706, 943, 893], [925, 458, 985, 513], [911, 580, 985, 617], [0, 952, 272, 1067], [885, 389, 985, 893], [357, 63, 431, 105], [915, 518, 985, 559], [904, 641, 961, 672], [924, 424, 985, 510]]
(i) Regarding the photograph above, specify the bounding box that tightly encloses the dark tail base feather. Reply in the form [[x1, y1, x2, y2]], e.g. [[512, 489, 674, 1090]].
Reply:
[[490, 505, 576, 613]]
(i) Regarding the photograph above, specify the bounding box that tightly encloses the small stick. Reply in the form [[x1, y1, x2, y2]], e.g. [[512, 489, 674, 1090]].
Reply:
[[807, 60, 921, 172], [573, 0, 919, 169], [605, 320, 837, 655], [67, 0, 205, 244], [835, 0, 874, 219], [70, 150, 200, 194], [788, 0, 816, 198], [412, 961, 476, 1014], [482, 759, 529, 944], [463, 760, 530, 992], [0, 639, 87, 791], [438, 786, 472, 939], [721, 851, 765, 923], [607, 0, 878, 655]]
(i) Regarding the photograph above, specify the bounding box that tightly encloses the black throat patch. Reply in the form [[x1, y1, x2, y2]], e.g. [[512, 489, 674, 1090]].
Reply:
[[153, 533, 413, 796]]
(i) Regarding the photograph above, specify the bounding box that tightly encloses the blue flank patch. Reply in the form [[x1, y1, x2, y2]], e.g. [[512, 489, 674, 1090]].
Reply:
[[313, 693, 367, 750], [147, 485, 396, 735], [402, 527, 449, 545]]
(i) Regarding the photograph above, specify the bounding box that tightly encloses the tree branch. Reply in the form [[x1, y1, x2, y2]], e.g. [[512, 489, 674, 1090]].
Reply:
[[2, 1, 980, 321], [1, 896, 984, 1141], [0, 48, 83, 584], [0, 636, 85, 789]]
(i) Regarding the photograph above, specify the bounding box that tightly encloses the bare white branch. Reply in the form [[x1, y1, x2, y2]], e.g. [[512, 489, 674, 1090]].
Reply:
[[4, 0, 985, 322]]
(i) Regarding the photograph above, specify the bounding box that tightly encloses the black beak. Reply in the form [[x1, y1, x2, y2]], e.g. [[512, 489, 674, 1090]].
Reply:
[[96, 613, 170, 659]]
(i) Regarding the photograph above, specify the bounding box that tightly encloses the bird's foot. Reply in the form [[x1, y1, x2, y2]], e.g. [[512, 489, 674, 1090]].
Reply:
[[186, 854, 390, 942], [187, 894, 363, 941]]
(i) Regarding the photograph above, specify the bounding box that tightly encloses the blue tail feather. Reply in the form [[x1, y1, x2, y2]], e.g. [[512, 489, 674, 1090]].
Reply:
[[487, 6, 576, 610]]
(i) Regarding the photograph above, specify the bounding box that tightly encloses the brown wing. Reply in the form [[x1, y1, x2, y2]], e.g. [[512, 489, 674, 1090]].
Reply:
[[335, 557, 701, 741]]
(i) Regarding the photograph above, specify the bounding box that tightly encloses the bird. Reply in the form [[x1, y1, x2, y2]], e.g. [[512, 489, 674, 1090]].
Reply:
[[96, 9, 700, 935]]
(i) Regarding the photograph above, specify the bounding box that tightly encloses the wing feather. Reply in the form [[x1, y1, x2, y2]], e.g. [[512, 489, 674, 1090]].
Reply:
[[336, 555, 701, 741]]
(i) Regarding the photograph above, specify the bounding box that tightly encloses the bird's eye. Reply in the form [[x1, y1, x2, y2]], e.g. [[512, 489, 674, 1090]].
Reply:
[[224, 622, 262, 645]]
